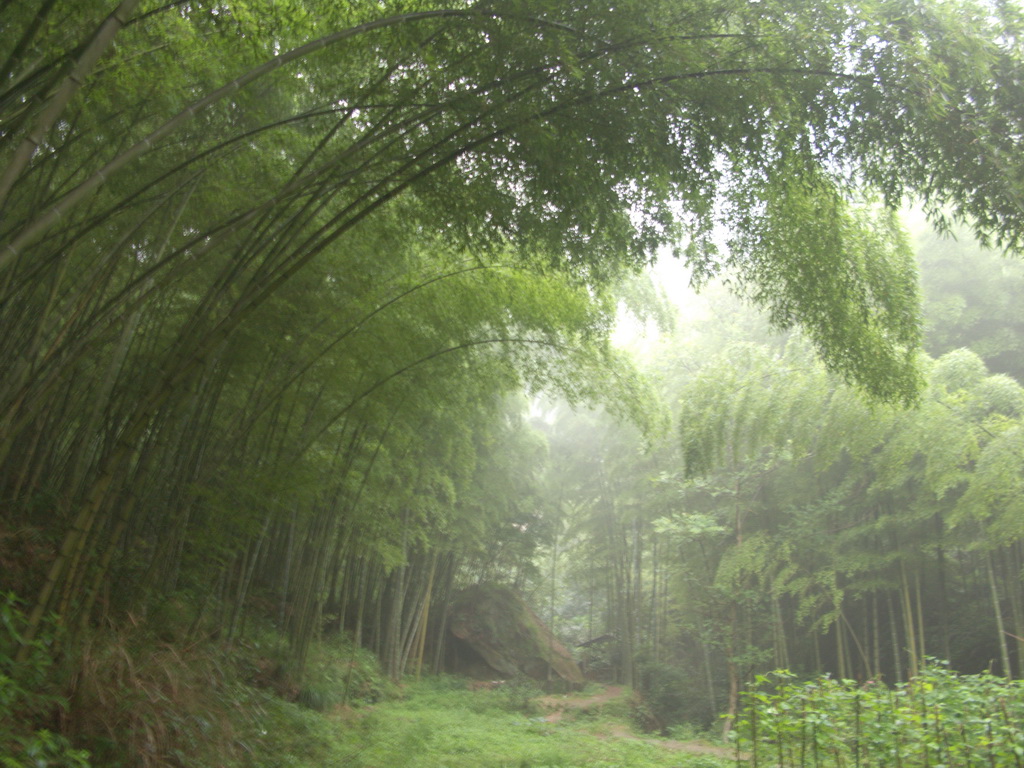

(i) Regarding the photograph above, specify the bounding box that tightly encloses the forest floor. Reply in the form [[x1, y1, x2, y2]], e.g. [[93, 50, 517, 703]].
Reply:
[[535, 684, 736, 760], [536, 683, 629, 721], [301, 677, 737, 768]]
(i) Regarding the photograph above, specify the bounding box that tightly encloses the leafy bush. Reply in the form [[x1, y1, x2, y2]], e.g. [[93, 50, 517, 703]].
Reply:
[[0, 593, 91, 768], [67, 625, 243, 767], [497, 674, 544, 714], [666, 722, 718, 743], [234, 690, 362, 768], [637, 660, 718, 731], [735, 662, 1024, 767]]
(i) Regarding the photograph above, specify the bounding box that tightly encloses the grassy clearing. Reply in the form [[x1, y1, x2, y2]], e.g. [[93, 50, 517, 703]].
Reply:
[[240, 676, 735, 768], [1, 595, 730, 768], [315, 678, 733, 768]]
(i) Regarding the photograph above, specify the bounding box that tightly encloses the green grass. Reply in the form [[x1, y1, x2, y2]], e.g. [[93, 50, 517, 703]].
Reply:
[[2, 596, 730, 768], [243, 675, 734, 768], [304, 678, 733, 768]]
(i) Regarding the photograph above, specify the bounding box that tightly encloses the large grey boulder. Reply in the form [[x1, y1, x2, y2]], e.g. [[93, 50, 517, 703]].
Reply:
[[447, 583, 584, 686]]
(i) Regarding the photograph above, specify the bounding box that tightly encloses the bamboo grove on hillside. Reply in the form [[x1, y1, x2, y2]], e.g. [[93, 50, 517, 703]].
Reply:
[[539, 334, 1024, 730], [3, 0, 1024, 689]]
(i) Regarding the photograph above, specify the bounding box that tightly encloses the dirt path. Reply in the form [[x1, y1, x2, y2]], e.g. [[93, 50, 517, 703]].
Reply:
[[533, 685, 735, 759], [535, 684, 626, 722], [605, 723, 736, 758]]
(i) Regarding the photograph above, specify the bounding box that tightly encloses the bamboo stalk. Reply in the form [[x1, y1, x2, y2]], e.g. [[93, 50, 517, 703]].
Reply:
[[0, 0, 143, 209], [986, 552, 1013, 679], [413, 551, 437, 680]]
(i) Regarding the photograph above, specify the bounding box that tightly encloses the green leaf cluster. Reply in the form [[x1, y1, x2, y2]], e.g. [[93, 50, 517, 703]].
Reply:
[[737, 665, 1024, 767]]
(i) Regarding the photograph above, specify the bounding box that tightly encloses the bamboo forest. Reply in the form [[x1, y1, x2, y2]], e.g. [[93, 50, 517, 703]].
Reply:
[[5, 2, 1024, 766]]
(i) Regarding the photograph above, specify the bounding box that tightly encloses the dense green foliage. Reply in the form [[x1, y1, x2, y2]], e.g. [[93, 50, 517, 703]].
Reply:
[[302, 677, 732, 768], [0, 595, 90, 768], [2, 589, 733, 768], [918, 225, 1024, 383], [535, 252, 1024, 733], [0, 591, 394, 767], [5, 0, 1024, 764], [736, 665, 1024, 767]]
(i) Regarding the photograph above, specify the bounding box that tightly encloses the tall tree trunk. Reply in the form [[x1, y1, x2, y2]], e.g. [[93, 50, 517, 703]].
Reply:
[[987, 551, 1013, 679], [278, 510, 297, 628], [871, 593, 881, 680], [934, 515, 952, 662], [900, 563, 919, 679], [631, 516, 642, 660], [702, 634, 718, 715], [413, 551, 437, 680], [723, 603, 739, 739], [385, 565, 407, 680], [616, 553, 634, 687], [772, 596, 789, 669], [354, 557, 370, 649], [228, 516, 270, 644], [649, 536, 659, 663], [1011, 544, 1024, 672], [914, 571, 926, 667], [431, 554, 456, 676], [887, 591, 904, 684], [548, 528, 558, 682], [836, 617, 847, 680]]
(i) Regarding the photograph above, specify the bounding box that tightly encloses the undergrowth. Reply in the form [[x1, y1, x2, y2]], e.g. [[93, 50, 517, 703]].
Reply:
[[1, 594, 90, 767], [2, 596, 728, 768], [736, 663, 1024, 767], [0, 594, 390, 768], [333, 677, 732, 768]]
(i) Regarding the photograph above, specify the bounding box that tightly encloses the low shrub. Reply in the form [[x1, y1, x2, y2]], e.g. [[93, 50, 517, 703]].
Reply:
[[497, 674, 544, 714], [736, 662, 1024, 767], [0, 593, 91, 768], [637, 660, 718, 731], [66, 624, 242, 767]]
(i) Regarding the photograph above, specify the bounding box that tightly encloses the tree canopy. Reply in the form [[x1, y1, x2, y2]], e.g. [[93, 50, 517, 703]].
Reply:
[[4, 0, 1024, 403], [4, 0, 1024, 712], [6, 3, 1024, 761]]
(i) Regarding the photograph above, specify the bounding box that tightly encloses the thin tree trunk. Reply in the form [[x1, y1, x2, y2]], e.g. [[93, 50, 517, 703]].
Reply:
[[900, 563, 919, 679], [702, 634, 718, 715], [723, 603, 740, 740], [935, 515, 952, 662], [618, 548, 635, 688], [872, 593, 881, 680], [228, 515, 270, 644], [650, 536, 659, 662], [772, 596, 789, 669], [278, 510, 297, 628], [888, 591, 904, 684], [413, 551, 437, 680], [813, 622, 822, 674], [16, 466, 116, 660], [549, 529, 558, 683], [1011, 544, 1024, 673], [836, 617, 847, 680], [0, 0, 144, 208], [431, 554, 456, 675], [914, 571, 926, 667], [354, 557, 369, 649], [987, 552, 1013, 679], [385, 565, 407, 679]]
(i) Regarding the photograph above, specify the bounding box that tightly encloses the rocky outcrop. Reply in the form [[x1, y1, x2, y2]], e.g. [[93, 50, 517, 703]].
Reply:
[[447, 583, 584, 686]]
